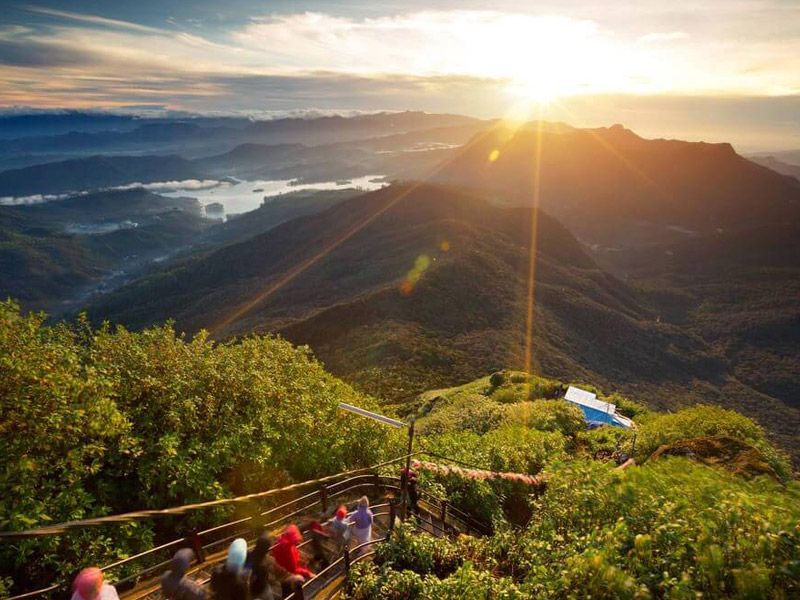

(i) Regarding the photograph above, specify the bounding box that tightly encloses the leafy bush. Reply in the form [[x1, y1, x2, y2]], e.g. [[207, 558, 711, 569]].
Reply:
[[351, 531, 526, 600], [489, 371, 506, 388], [375, 522, 462, 578], [602, 392, 650, 420], [635, 405, 790, 479], [503, 400, 586, 436], [487, 458, 800, 598], [416, 394, 504, 435], [348, 563, 424, 600], [0, 301, 391, 594], [577, 425, 635, 459], [490, 384, 526, 404]]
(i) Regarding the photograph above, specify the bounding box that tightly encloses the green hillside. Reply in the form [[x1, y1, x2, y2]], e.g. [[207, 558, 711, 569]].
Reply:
[[347, 371, 798, 599]]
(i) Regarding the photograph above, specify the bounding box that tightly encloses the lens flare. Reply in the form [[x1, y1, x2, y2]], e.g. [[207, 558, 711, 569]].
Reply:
[[399, 254, 432, 295]]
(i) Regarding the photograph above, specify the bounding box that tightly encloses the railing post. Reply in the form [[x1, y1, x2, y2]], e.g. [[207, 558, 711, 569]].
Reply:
[[440, 499, 448, 525], [388, 500, 396, 532], [188, 529, 205, 563], [401, 420, 415, 521], [343, 542, 352, 594], [373, 472, 381, 497], [319, 484, 328, 514]]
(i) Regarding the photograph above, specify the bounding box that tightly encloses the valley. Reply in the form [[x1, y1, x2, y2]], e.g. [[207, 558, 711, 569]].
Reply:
[[2, 112, 799, 465]]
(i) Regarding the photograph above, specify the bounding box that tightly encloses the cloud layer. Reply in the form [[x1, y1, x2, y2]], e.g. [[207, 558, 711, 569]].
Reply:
[[0, 2, 798, 148]]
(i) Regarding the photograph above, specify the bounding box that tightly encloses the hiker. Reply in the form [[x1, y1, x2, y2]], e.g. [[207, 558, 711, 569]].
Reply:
[[271, 524, 314, 580], [351, 496, 373, 550], [161, 548, 207, 600], [245, 532, 282, 600], [71, 568, 119, 600], [306, 519, 331, 571], [329, 505, 350, 551], [210, 538, 250, 600], [400, 466, 420, 515]]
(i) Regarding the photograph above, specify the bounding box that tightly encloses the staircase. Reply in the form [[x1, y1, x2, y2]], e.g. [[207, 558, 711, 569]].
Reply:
[[4, 456, 491, 600]]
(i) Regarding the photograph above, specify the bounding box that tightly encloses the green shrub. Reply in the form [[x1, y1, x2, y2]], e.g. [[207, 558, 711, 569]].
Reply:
[[602, 392, 650, 420], [416, 394, 504, 435], [578, 425, 635, 459], [491, 384, 525, 404], [509, 371, 529, 384], [503, 400, 586, 436], [501, 458, 800, 598], [489, 371, 506, 388], [0, 301, 391, 594], [375, 522, 462, 578], [635, 405, 791, 479], [348, 562, 424, 600]]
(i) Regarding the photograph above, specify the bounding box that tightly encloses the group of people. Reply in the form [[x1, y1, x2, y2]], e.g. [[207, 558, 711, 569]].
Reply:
[[68, 496, 376, 600]]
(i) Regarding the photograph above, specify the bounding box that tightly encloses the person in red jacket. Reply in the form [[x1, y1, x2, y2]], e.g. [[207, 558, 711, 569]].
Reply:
[[271, 524, 315, 581]]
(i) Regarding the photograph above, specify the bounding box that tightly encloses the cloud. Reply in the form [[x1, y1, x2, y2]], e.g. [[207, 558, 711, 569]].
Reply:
[[638, 31, 689, 43], [24, 5, 168, 35], [0, 180, 226, 206]]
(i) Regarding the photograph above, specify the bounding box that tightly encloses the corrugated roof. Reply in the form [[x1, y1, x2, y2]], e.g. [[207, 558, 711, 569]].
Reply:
[[564, 385, 616, 414]]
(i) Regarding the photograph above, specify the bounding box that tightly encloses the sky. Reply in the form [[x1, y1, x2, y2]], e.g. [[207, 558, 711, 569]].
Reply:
[[1, 0, 799, 150]]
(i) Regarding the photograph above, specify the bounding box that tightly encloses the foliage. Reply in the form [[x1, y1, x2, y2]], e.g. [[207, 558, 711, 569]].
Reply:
[[502, 400, 586, 437], [635, 405, 791, 480], [350, 527, 527, 600], [359, 458, 800, 600], [577, 425, 635, 459], [481, 459, 800, 598], [422, 427, 567, 524], [375, 522, 463, 578], [0, 300, 391, 594], [416, 394, 504, 435]]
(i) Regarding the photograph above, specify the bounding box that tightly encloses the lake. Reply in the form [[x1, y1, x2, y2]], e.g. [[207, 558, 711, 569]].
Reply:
[[163, 175, 386, 216]]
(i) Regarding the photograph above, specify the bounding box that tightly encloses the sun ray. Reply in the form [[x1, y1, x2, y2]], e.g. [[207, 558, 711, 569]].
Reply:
[[522, 109, 545, 414], [208, 118, 527, 337]]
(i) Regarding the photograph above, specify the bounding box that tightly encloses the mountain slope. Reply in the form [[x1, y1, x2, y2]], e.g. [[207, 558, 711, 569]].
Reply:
[[85, 182, 800, 461], [434, 123, 800, 248], [0, 155, 206, 197]]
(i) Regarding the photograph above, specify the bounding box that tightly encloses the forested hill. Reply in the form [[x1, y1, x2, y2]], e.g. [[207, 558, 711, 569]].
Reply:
[[83, 182, 800, 463], [433, 122, 800, 248]]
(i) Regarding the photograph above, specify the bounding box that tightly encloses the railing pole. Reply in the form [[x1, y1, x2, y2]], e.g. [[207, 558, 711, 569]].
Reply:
[[373, 472, 381, 497], [401, 420, 415, 520], [189, 529, 205, 563], [343, 542, 352, 594], [319, 485, 328, 514], [440, 499, 448, 525], [388, 501, 396, 532]]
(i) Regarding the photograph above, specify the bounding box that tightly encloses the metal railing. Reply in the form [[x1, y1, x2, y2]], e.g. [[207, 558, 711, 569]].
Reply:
[[4, 452, 494, 600]]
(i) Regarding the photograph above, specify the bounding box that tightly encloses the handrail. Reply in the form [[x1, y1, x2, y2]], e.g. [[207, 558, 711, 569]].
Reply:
[[292, 503, 469, 600], [0, 453, 422, 540], [5, 451, 501, 600]]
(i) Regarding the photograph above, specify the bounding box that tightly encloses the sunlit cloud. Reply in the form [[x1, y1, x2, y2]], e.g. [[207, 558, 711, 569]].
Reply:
[[638, 31, 689, 43], [24, 5, 168, 35], [0, 3, 798, 147]]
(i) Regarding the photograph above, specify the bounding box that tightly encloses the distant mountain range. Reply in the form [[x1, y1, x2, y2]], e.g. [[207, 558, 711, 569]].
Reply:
[[748, 155, 800, 181], [2, 112, 799, 462], [0, 155, 205, 197], [0, 111, 485, 170], [0, 114, 488, 197], [434, 123, 800, 248]]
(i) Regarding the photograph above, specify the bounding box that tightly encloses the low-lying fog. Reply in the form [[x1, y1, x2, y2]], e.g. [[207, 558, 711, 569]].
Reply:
[[163, 175, 386, 216]]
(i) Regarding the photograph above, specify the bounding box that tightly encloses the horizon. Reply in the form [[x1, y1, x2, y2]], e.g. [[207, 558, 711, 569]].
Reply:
[[1, 1, 799, 152]]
